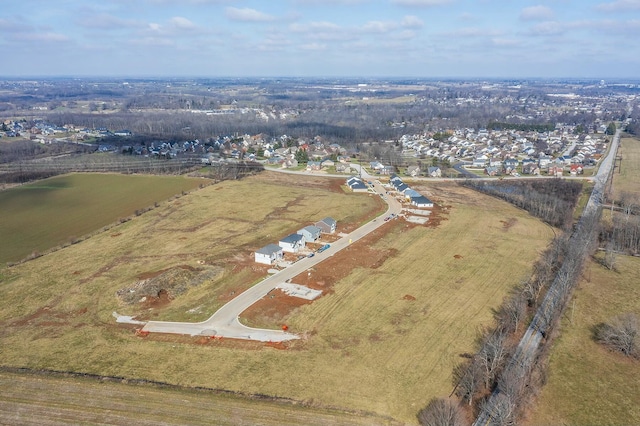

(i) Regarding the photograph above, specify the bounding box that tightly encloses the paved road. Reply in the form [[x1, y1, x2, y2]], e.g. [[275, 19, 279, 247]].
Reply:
[[142, 166, 402, 341]]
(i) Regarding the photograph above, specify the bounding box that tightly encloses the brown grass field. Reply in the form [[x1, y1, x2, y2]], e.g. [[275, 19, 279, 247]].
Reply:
[[612, 136, 640, 199], [0, 172, 553, 424], [0, 369, 392, 426], [525, 256, 640, 425], [525, 135, 640, 425]]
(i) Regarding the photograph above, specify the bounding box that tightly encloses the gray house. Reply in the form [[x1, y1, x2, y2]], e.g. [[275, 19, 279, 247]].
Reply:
[[315, 217, 337, 234], [279, 233, 305, 253], [254, 244, 284, 265], [297, 225, 322, 243]]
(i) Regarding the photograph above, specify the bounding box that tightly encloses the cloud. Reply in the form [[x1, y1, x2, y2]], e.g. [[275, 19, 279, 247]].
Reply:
[[401, 15, 424, 29], [393, 29, 418, 40], [225, 7, 275, 22], [491, 38, 521, 47], [519, 5, 554, 21], [526, 21, 565, 36], [596, 0, 640, 12], [361, 20, 398, 33], [169, 16, 197, 30], [77, 13, 141, 30], [299, 42, 327, 51], [443, 27, 503, 37], [294, 0, 367, 4], [391, 0, 452, 6], [0, 18, 28, 33], [11, 32, 70, 43]]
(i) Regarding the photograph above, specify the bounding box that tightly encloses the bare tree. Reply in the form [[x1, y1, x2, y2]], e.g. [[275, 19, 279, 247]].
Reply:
[[496, 293, 527, 334], [417, 398, 467, 426], [603, 241, 618, 270], [453, 359, 483, 406], [477, 329, 511, 389], [594, 313, 639, 358]]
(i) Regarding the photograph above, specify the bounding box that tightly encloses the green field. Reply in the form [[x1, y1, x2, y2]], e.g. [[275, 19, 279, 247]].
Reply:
[[526, 256, 640, 425], [0, 173, 553, 423], [0, 173, 208, 265]]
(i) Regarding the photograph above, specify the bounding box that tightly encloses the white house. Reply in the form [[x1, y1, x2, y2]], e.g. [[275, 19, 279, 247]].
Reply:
[[254, 244, 284, 265], [279, 233, 305, 253], [297, 225, 322, 243], [411, 195, 434, 208]]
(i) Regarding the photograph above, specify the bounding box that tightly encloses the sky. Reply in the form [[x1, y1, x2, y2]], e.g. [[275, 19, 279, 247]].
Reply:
[[1, 0, 640, 78]]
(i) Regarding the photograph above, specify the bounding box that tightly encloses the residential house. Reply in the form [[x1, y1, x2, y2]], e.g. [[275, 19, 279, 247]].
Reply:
[[411, 195, 434, 208], [569, 164, 583, 175], [548, 165, 563, 177], [522, 163, 540, 175], [321, 159, 335, 168], [472, 155, 489, 167], [485, 166, 500, 176], [346, 176, 368, 192], [380, 165, 395, 175], [254, 244, 284, 265], [503, 158, 519, 174], [306, 161, 322, 171], [406, 165, 421, 177], [427, 166, 442, 178], [297, 225, 322, 243], [315, 217, 337, 234], [335, 163, 350, 173], [279, 233, 305, 253], [538, 154, 553, 169]]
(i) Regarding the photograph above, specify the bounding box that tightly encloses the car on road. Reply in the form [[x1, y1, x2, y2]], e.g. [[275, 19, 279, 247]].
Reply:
[[317, 244, 331, 253], [307, 252, 315, 258]]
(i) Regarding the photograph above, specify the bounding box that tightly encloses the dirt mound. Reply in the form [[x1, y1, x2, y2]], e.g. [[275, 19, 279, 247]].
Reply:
[[117, 265, 224, 305]]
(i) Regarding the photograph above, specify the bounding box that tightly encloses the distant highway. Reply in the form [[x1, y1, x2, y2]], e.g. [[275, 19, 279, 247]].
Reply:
[[141, 165, 402, 341]]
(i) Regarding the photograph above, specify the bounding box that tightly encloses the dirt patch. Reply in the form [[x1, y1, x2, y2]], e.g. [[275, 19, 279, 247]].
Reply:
[[402, 294, 416, 301], [241, 221, 404, 328], [117, 265, 224, 305], [111, 233, 121, 237], [454, 254, 463, 259], [259, 172, 346, 194], [500, 217, 518, 231], [9, 304, 88, 328]]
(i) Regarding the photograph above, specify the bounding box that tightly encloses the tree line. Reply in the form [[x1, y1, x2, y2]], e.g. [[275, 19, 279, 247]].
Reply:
[[460, 179, 583, 229], [418, 178, 595, 425]]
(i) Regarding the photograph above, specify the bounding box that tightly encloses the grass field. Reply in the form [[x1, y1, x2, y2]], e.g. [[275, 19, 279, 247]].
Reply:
[[0, 173, 208, 265], [525, 256, 640, 425], [0, 173, 553, 424], [0, 370, 393, 426], [526, 134, 640, 425], [612, 136, 640, 199]]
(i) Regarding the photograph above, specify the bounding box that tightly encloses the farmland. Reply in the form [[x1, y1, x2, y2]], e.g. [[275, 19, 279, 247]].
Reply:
[[0, 172, 553, 423], [526, 135, 640, 425], [611, 137, 640, 199], [0, 369, 390, 426], [525, 256, 640, 425], [0, 173, 208, 265]]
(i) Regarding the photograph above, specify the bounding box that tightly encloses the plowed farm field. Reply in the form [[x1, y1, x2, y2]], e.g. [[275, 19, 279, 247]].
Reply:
[[0, 173, 553, 424]]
